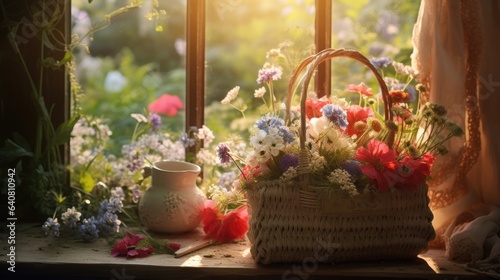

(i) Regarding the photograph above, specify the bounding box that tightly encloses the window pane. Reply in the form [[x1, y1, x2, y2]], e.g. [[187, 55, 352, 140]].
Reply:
[[329, 0, 420, 105], [71, 0, 187, 157], [205, 0, 315, 140]]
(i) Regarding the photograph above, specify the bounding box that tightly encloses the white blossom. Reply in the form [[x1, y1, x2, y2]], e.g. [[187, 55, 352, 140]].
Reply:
[[221, 86, 240, 104]]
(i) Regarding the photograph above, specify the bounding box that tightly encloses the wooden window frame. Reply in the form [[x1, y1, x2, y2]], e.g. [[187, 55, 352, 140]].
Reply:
[[185, 0, 332, 132]]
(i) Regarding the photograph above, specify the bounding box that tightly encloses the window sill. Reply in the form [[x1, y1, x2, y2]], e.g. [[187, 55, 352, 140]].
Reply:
[[1, 223, 487, 280]]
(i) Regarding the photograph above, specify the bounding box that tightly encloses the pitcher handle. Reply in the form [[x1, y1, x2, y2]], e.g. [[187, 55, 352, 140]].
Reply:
[[143, 165, 153, 179]]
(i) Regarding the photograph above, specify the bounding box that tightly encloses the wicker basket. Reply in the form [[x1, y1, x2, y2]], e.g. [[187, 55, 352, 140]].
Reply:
[[246, 49, 435, 264]]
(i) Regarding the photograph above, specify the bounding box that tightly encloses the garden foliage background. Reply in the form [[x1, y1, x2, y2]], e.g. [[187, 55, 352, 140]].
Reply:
[[74, 0, 419, 154]]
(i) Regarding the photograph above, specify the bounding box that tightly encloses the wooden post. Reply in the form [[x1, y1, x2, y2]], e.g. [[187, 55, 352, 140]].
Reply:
[[314, 0, 332, 98], [185, 0, 206, 136]]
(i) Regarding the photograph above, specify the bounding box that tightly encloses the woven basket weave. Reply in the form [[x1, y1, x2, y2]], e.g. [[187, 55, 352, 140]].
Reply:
[[246, 49, 435, 264]]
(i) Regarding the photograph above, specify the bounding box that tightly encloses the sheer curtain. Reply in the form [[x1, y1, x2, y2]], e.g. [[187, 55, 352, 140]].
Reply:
[[411, 0, 500, 271]]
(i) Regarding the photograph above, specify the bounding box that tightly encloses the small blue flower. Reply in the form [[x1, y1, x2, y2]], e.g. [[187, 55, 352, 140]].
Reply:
[[278, 126, 295, 144], [321, 104, 348, 130], [255, 114, 285, 132], [342, 160, 362, 177], [98, 197, 123, 216], [96, 212, 121, 236], [370, 57, 392, 69], [180, 132, 196, 148], [42, 217, 60, 237], [278, 154, 299, 173], [77, 217, 100, 242]]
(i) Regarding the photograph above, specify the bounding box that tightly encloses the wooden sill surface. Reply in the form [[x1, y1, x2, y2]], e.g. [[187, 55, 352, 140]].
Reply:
[[0, 223, 488, 280]]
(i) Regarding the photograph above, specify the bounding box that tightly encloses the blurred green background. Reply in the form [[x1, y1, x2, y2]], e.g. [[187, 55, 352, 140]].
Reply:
[[72, 0, 420, 155]]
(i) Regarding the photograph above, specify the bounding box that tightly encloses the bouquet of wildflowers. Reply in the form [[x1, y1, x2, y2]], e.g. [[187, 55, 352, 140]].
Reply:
[[218, 45, 463, 197]]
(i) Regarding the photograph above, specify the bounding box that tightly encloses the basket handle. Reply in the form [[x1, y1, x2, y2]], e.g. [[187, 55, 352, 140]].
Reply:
[[285, 48, 394, 155]]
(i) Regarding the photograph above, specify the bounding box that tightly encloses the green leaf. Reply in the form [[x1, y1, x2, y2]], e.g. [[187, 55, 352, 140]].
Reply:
[[79, 171, 96, 193], [0, 139, 34, 166], [88, 0, 93, 3], [53, 114, 80, 146]]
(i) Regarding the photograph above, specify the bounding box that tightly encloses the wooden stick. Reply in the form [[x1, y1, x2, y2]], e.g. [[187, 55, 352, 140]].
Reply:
[[174, 239, 216, 258]]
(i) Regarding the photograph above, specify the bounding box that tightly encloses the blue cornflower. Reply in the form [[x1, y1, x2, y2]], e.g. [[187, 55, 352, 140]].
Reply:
[[278, 154, 299, 173], [96, 212, 121, 236], [321, 104, 348, 130], [370, 57, 392, 69], [342, 160, 362, 177], [77, 217, 100, 242], [278, 126, 295, 144], [42, 217, 60, 237], [148, 112, 161, 130], [98, 197, 123, 216], [255, 114, 285, 132]]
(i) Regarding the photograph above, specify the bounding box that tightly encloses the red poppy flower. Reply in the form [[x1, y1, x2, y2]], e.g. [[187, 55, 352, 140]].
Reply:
[[396, 153, 435, 190], [305, 97, 331, 119], [111, 231, 154, 258], [345, 82, 373, 97], [148, 94, 184, 117], [355, 139, 400, 191], [388, 90, 409, 103], [344, 105, 374, 137], [201, 200, 249, 243]]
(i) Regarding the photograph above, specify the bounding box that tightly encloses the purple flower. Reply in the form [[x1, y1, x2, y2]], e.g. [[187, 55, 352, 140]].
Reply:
[[257, 66, 283, 84], [370, 57, 392, 69], [342, 160, 362, 177], [125, 148, 145, 172], [278, 154, 299, 172], [180, 132, 196, 148], [216, 143, 232, 164], [321, 104, 348, 130], [148, 113, 161, 130]]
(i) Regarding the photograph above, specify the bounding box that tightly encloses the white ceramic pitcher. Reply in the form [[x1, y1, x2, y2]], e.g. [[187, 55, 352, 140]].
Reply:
[[138, 160, 206, 233]]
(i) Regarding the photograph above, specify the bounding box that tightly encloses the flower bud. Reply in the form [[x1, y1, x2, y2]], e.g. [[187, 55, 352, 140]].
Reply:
[[385, 120, 398, 132], [354, 121, 367, 132], [368, 118, 383, 132]]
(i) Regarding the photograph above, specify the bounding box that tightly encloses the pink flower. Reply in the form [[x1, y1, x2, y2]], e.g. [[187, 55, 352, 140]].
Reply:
[[344, 105, 374, 137], [148, 94, 184, 117], [111, 231, 154, 258], [355, 140, 399, 191], [345, 82, 373, 97], [201, 200, 249, 243]]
